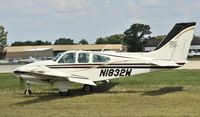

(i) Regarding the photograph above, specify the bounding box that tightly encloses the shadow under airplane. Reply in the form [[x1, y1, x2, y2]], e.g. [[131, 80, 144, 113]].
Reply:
[[142, 86, 183, 96], [13, 82, 118, 105], [12, 84, 183, 106]]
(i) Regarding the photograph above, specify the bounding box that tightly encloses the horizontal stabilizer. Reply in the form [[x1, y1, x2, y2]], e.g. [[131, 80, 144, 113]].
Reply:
[[151, 59, 179, 66]]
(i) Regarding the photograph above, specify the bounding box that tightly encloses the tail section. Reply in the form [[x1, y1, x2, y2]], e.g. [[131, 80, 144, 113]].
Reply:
[[146, 22, 196, 63]]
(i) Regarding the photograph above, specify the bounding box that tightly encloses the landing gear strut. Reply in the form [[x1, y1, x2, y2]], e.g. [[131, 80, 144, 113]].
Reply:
[[83, 84, 93, 92], [24, 83, 32, 96], [102, 80, 111, 85]]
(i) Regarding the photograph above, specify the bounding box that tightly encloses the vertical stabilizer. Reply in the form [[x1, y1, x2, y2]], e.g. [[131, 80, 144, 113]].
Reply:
[[145, 22, 196, 63]]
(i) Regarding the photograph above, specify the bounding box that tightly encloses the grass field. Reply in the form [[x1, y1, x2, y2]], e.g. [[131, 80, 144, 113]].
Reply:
[[1, 70, 200, 117], [188, 56, 200, 61]]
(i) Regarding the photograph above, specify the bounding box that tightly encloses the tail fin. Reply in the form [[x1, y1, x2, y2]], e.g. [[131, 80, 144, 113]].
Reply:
[[146, 22, 196, 63]]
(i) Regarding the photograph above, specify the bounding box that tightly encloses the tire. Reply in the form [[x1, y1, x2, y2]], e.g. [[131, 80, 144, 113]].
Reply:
[[102, 80, 111, 85], [24, 89, 32, 96], [83, 85, 93, 92], [59, 91, 70, 96]]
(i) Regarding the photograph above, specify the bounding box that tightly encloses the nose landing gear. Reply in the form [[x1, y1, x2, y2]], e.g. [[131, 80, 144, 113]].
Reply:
[[24, 83, 32, 96]]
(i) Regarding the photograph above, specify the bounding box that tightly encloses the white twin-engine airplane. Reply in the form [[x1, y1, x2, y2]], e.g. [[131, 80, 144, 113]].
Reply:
[[14, 22, 196, 96]]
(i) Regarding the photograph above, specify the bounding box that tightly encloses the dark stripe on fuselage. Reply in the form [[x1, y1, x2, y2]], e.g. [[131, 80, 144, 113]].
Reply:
[[47, 65, 179, 69], [46, 63, 155, 66], [46, 63, 185, 67], [46, 62, 184, 69]]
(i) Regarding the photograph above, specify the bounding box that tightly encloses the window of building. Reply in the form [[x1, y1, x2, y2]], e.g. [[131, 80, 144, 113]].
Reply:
[[58, 53, 76, 63], [92, 54, 110, 63], [78, 53, 90, 63]]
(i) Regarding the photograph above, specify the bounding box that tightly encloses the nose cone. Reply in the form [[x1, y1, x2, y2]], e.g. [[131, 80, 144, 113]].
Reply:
[[13, 61, 40, 74], [13, 60, 55, 75], [13, 68, 26, 74], [13, 66, 27, 75]]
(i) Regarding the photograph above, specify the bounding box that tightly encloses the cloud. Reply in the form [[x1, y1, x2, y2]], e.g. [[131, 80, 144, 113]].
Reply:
[[48, 0, 91, 12], [139, 0, 161, 6]]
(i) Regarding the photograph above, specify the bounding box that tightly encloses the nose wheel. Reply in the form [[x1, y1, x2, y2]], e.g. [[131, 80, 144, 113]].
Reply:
[[24, 89, 32, 96], [24, 83, 32, 96]]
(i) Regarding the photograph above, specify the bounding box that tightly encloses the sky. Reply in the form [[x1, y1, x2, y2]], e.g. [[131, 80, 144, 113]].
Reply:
[[0, 0, 199, 45]]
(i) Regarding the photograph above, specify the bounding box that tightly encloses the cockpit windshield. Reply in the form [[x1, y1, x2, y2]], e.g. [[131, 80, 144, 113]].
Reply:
[[58, 53, 76, 63], [52, 52, 64, 61]]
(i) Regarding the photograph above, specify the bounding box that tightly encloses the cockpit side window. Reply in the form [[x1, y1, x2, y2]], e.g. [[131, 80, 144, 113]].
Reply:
[[58, 53, 76, 63], [92, 54, 110, 63], [78, 53, 90, 63]]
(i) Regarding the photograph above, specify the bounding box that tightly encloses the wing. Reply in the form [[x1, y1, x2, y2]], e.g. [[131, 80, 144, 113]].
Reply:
[[15, 66, 96, 86]]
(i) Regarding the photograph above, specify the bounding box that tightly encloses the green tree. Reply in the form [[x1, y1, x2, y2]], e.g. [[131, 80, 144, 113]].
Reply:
[[155, 35, 166, 40], [24, 41, 34, 46], [106, 34, 123, 44], [11, 41, 25, 46], [0, 25, 8, 47], [54, 38, 74, 45], [95, 37, 106, 44], [44, 41, 52, 45], [123, 23, 151, 52], [79, 39, 88, 45], [34, 40, 51, 45], [11, 40, 52, 46], [34, 40, 44, 45], [194, 35, 200, 39], [95, 34, 123, 44]]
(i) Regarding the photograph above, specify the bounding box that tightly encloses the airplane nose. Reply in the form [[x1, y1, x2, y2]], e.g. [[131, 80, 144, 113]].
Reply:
[[13, 70, 26, 74], [13, 67, 26, 74]]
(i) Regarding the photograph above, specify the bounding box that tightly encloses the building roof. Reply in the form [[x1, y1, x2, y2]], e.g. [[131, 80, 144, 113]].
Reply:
[[4, 44, 123, 52]]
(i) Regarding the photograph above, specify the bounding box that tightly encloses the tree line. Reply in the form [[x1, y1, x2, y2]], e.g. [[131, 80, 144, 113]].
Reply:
[[1, 24, 200, 52], [11, 38, 88, 46]]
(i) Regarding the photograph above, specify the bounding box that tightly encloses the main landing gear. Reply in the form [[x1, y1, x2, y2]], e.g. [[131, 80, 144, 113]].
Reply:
[[59, 91, 70, 96], [24, 83, 32, 96], [83, 84, 93, 92]]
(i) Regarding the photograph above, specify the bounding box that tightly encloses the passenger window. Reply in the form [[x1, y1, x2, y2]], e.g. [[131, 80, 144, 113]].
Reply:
[[92, 54, 110, 63], [78, 53, 90, 63], [58, 53, 76, 63]]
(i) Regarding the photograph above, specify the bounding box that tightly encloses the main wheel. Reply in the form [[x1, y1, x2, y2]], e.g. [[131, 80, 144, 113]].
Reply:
[[102, 80, 111, 85], [24, 89, 32, 96], [59, 90, 70, 96], [83, 85, 93, 92]]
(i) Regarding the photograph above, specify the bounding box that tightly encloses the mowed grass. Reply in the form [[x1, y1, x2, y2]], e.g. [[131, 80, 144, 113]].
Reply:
[[188, 56, 200, 61], [0, 70, 200, 117]]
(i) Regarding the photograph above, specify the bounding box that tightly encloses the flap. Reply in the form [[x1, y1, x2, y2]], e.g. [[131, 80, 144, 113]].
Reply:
[[68, 77, 96, 86]]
